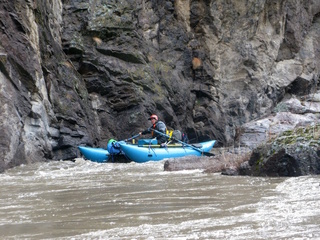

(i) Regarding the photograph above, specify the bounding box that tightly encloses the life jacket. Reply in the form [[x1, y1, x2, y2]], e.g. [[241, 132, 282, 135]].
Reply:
[[151, 123, 156, 137], [151, 121, 166, 137], [166, 129, 173, 139], [166, 129, 188, 143]]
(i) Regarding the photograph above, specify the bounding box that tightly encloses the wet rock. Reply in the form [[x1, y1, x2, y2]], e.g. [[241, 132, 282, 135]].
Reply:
[[221, 168, 239, 176], [164, 156, 215, 171], [240, 124, 320, 177], [164, 149, 251, 174], [237, 92, 320, 149]]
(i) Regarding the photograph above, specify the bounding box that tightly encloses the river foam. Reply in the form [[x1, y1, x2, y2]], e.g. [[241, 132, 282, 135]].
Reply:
[[0, 160, 319, 239]]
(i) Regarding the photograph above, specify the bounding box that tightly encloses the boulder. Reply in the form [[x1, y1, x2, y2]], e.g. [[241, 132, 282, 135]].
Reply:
[[164, 149, 251, 174], [239, 124, 320, 177]]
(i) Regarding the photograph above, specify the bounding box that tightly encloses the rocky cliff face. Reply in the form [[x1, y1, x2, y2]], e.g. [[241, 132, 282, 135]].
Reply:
[[0, 0, 319, 172]]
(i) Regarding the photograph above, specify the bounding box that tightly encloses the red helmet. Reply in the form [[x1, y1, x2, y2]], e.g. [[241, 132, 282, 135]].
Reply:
[[148, 114, 158, 121]]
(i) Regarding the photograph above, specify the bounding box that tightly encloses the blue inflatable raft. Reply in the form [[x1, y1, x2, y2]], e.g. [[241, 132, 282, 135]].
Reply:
[[78, 146, 110, 163], [118, 140, 216, 163]]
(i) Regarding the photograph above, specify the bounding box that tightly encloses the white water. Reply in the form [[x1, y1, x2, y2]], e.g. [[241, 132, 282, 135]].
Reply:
[[0, 159, 319, 239]]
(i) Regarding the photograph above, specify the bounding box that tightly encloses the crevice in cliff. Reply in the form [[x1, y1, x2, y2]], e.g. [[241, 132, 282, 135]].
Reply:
[[8, 56, 37, 94], [96, 47, 145, 64]]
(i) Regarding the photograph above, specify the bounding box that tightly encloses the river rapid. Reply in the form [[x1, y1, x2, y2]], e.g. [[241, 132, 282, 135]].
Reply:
[[0, 159, 319, 240]]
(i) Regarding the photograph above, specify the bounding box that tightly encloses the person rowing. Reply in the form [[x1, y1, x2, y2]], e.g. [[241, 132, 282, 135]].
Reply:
[[139, 114, 167, 145]]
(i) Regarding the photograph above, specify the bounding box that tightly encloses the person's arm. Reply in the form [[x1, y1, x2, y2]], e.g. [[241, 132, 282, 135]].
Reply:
[[156, 121, 166, 133], [140, 127, 151, 135]]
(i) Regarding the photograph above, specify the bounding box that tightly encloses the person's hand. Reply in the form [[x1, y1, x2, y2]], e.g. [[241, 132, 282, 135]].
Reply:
[[139, 132, 142, 135]]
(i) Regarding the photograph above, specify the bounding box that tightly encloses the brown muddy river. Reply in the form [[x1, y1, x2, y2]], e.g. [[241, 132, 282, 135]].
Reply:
[[0, 159, 319, 239]]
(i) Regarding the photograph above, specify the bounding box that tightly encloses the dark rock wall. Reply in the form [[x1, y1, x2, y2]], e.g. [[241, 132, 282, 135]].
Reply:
[[0, 0, 319, 171]]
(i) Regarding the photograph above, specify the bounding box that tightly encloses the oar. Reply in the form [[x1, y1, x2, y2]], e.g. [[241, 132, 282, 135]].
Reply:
[[152, 129, 214, 156], [123, 133, 141, 142]]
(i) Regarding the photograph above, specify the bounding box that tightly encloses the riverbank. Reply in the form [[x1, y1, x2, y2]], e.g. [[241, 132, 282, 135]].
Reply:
[[165, 91, 320, 176], [165, 123, 320, 177]]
